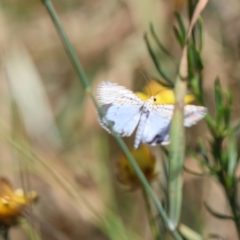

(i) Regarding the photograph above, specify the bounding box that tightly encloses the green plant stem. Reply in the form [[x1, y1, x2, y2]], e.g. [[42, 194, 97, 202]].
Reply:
[[42, 0, 89, 91], [168, 75, 186, 228], [219, 173, 240, 238], [0, 229, 9, 240], [187, 0, 197, 45], [114, 136, 182, 240], [228, 194, 240, 238], [3, 231, 8, 240], [213, 137, 240, 238], [41, 0, 182, 239], [142, 187, 161, 240]]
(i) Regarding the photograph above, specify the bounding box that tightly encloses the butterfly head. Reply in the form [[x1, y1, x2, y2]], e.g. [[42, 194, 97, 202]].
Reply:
[[148, 95, 158, 104]]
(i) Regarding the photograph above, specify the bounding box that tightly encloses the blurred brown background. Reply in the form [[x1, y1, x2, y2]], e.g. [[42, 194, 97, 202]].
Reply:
[[1, 0, 240, 239]]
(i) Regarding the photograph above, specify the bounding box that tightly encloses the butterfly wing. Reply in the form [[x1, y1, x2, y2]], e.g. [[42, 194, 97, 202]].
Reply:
[[183, 105, 207, 127], [97, 81, 143, 136], [135, 110, 171, 148], [153, 104, 207, 127], [138, 104, 207, 147]]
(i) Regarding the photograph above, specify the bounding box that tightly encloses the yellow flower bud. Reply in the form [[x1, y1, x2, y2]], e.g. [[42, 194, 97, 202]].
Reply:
[[0, 178, 38, 226], [116, 145, 158, 187]]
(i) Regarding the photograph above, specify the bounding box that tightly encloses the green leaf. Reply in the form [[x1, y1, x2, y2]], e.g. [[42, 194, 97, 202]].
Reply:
[[194, 47, 204, 71], [175, 12, 186, 42], [189, 150, 212, 171], [226, 132, 238, 187], [189, 76, 205, 105], [179, 224, 203, 240], [214, 78, 223, 105], [216, 106, 225, 133], [197, 18, 203, 52], [187, 43, 195, 79], [149, 23, 178, 64], [214, 78, 224, 131], [204, 201, 235, 220], [205, 115, 217, 137], [219, 150, 228, 169], [173, 26, 184, 48], [223, 89, 232, 129], [196, 141, 210, 163], [144, 33, 174, 87], [208, 233, 225, 239], [188, 43, 203, 73], [188, 0, 197, 23], [183, 166, 205, 176]]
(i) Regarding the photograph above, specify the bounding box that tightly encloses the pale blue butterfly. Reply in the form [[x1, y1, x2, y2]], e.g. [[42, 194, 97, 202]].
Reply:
[[97, 81, 207, 149]]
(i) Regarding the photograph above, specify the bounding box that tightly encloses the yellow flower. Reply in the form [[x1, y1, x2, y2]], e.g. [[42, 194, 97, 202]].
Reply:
[[135, 80, 195, 104], [116, 145, 157, 187], [0, 178, 38, 226]]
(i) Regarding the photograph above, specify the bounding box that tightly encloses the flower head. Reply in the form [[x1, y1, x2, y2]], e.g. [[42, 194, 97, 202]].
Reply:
[[0, 178, 38, 226], [116, 145, 157, 187], [136, 80, 195, 104]]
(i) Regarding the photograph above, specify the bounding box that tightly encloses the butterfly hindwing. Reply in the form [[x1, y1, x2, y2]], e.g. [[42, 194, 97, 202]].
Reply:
[[137, 110, 171, 148]]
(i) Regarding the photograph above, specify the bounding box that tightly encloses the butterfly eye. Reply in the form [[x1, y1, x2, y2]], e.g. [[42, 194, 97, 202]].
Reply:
[[153, 97, 157, 102]]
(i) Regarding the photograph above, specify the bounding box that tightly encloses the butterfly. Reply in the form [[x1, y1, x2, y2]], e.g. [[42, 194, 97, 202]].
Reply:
[[97, 81, 207, 149]]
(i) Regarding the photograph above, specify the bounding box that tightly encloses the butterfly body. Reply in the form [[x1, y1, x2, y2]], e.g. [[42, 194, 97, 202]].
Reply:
[[97, 81, 207, 149]]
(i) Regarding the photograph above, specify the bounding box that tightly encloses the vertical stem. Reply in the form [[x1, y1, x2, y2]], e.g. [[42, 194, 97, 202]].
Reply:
[[43, 0, 90, 91], [168, 76, 186, 228], [219, 173, 240, 239], [0, 228, 9, 240], [142, 187, 161, 240], [3, 230, 8, 240], [228, 194, 240, 239], [215, 136, 240, 239]]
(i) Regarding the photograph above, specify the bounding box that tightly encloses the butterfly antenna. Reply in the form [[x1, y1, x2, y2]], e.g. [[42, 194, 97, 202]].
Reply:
[[155, 88, 167, 95], [139, 71, 152, 96]]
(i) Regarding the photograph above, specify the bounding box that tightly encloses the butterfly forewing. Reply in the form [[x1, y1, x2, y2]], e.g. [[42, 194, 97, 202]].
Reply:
[[97, 82, 143, 106], [183, 105, 207, 127], [97, 82, 143, 136], [152, 104, 175, 118]]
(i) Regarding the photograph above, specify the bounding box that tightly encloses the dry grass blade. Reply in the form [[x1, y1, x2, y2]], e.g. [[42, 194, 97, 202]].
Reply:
[[181, 0, 209, 79], [187, 0, 209, 39]]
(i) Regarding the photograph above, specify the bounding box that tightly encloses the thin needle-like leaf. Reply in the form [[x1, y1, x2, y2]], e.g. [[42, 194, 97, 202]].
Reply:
[[150, 23, 178, 64], [204, 201, 235, 220], [144, 33, 174, 87]]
